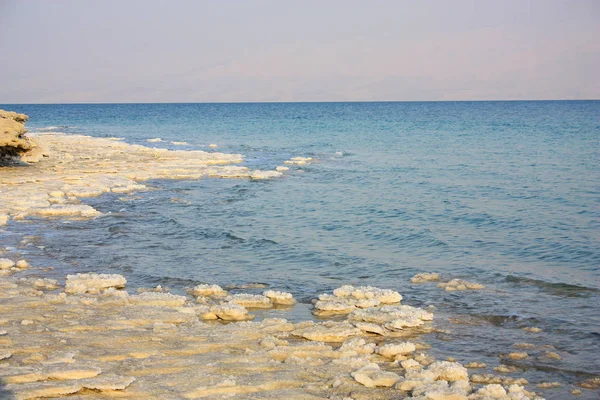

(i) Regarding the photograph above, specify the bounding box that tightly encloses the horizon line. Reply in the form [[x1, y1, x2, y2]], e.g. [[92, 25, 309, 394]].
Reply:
[[1, 99, 599, 106]]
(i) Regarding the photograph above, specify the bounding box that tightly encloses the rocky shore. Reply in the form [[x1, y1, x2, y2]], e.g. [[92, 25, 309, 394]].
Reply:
[[0, 111, 558, 399], [0, 110, 44, 163]]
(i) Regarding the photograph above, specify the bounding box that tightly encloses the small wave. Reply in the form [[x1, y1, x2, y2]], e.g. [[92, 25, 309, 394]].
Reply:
[[506, 275, 599, 297], [36, 125, 74, 131], [225, 282, 270, 290], [470, 312, 539, 327]]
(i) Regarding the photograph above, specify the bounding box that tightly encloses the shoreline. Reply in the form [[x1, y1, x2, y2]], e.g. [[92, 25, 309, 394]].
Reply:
[[0, 116, 593, 399]]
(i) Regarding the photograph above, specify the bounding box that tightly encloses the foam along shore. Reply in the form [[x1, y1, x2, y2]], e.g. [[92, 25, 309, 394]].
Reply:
[[0, 122, 286, 226], [0, 273, 544, 400]]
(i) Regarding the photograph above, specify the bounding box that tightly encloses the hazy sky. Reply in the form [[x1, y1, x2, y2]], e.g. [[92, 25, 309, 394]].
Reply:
[[1, 0, 598, 103]]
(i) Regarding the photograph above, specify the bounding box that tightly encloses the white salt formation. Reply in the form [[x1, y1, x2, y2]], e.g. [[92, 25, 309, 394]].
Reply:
[[250, 170, 283, 180], [0, 122, 284, 225], [226, 293, 273, 308], [437, 278, 485, 291], [263, 290, 296, 305], [188, 283, 228, 298], [0, 273, 544, 399], [283, 156, 313, 165], [64, 273, 127, 294], [313, 285, 403, 316], [0, 258, 16, 269], [411, 272, 441, 283], [210, 303, 254, 321], [128, 292, 187, 307], [376, 342, 417, 358]]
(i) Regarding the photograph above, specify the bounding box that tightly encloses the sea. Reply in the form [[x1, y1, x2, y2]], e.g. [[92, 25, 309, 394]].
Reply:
[[1, 101, 599, 398]]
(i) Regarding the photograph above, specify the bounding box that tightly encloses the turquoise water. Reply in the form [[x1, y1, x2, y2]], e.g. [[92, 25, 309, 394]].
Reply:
[[2, 101, 600, 397]]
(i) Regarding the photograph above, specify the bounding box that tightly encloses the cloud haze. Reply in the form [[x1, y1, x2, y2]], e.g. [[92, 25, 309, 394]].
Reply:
[[0, 0, 598, 103]]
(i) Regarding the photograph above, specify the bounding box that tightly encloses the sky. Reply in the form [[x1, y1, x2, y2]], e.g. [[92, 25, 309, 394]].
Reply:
[[0, 0, 599, 103]]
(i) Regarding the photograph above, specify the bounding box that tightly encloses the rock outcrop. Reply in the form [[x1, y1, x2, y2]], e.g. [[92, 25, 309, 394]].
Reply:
[[0, 109, 44, 163]]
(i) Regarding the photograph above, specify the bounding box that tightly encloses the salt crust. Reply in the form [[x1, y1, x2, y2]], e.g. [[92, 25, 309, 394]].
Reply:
[[437, 278, 485, 291], [188, 283, 228, 297], [250, 170, 283, 180], [0, 132, 284, 225], [0, 267, 542, 399], [283, 156, 313, 166], [263, 290, 296, 305], [313, 285, 402, 316], [293, 321, 361, 342], [349, 304, 433, 329], [210, 303, 254, 321], [411, 272, 441, 283], [64, 273, 127, 294], [128, 292, 187, 308], [0, 258, 16, 270], [226, 293, 273, 308], [377, 342, 417, 358], [351, 363, 400, 388]]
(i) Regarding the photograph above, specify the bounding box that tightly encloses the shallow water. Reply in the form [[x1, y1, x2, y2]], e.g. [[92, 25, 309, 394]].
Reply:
[[2, 101, 599, 398]]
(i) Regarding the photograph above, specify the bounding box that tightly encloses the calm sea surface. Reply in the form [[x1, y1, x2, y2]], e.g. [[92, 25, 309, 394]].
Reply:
[[2, 101, 599, 398]]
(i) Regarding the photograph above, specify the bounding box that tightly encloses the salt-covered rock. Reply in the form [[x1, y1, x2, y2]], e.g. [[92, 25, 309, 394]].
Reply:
[[377, 342, 417, 358], [284, 156, 313, 166], [353, 322, 386, 335], [495, 364, 522, 373], [437, 279, 484, 291], [0, 258, 15, 270], [401, 359, 422, 370], [333, 285, 402, 303], [250, 170, 283, 180], [506, 352, 529, 360], [536, 381, 560, 388], [474, 383, 507, 398], [19, 277, 59, 291], [227, 293, 273, 308], [294, 321, 361, 342], [188, 284, 227, 298], [522, 326, 542, 333], [263, 290, 296, 305], [129, 292, 187, 308], [65, 273, 126, 294], [313, 300, 356, 315], [411, 272, 441, 283], [210, 303, 254, 321], [427, 361, 469, 381], [338, 338, 376, 355], [465, 361, 487, 369], [348, 304, 433, 330], [351, 363, 400, 388], [21, 205, 101, 219], [414, 380, 471, 399], [5, 374, 135, 399]]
